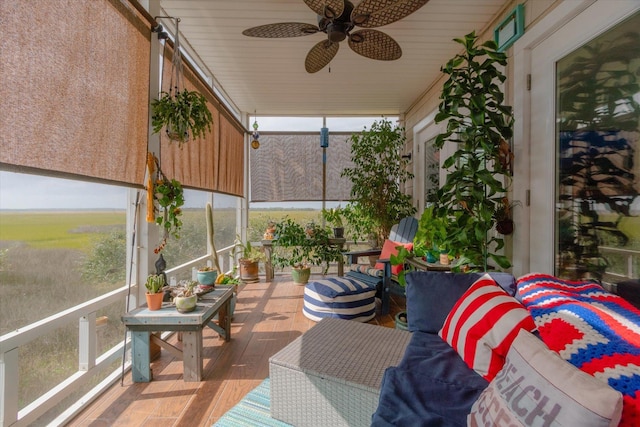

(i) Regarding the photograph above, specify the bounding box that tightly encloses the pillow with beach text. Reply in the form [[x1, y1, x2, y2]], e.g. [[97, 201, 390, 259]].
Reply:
[[468, 329, 623, 427]]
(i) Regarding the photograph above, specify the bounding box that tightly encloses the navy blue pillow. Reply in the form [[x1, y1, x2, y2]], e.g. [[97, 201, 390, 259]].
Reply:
[[405, 271, 516, 333]]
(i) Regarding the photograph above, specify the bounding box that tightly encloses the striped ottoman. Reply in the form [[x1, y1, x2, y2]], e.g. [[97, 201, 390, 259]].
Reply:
[[303, 277, 376, 322]]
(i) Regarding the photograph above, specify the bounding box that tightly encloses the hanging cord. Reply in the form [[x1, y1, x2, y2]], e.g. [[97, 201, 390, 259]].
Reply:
[[168, 18, 184, 96], [120, 190, 141, 386]]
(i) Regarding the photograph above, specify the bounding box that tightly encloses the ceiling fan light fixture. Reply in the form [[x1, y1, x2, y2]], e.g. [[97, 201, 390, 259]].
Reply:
[[243, 0, 429, 73], [327, 23, 348, 42], [349, 33, 364, 43], [323, 5, 337, 19], [352, 13, 369, 26]]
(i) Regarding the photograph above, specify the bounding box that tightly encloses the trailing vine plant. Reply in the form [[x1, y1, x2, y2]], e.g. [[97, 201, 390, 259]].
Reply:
[[146, 153, 184, 253], [432, 31, 514, 271]]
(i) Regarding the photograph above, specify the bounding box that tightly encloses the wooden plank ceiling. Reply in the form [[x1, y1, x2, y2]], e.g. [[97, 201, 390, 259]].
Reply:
[[158, 0, 509, 116]]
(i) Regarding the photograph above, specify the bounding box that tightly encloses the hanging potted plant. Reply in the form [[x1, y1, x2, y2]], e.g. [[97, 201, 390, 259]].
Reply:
[[146, 153, 185, 253], [494, 198, 521, 235], [151, 18, 213, 145], [151, 90, 213, 144]]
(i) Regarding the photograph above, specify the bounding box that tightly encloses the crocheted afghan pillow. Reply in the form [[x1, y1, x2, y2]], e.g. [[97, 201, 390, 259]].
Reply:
[[517, 273, 640, 427]]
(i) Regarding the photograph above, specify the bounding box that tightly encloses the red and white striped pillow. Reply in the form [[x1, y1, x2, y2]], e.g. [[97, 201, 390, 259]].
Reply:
[[439, 274, 536, 381]]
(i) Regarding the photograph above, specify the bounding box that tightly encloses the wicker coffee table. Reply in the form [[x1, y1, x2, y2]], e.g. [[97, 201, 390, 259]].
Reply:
[[269, 317, 412, 427]]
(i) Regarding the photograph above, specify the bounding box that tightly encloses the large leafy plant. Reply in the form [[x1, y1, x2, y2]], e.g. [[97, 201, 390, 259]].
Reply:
[[272, 218, 342, 274], [341, 118, 416, 247], [432, 31, 514, 271]]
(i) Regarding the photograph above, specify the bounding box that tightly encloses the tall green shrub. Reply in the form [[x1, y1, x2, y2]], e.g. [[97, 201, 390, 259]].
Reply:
[[433, 31, 514, 270], [82, 230, 126, 284], [341, 118, 416, 247]]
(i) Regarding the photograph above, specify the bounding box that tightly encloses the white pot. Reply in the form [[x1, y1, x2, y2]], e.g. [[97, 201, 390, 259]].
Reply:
[[175, 295, 197, 313]]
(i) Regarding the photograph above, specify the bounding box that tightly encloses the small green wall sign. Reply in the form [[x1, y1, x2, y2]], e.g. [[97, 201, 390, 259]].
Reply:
[[494, 4, 524, 52]]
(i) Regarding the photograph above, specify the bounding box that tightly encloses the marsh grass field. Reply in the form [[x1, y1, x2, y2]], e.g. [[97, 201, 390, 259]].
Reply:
[[0, 208, 322, 416]]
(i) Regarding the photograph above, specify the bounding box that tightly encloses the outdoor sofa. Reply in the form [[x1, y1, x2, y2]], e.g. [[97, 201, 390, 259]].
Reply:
[[371, 271, 639, 426]]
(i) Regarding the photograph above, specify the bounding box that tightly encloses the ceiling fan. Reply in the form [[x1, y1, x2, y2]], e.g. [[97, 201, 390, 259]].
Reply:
[[242, 0, 429, 73]]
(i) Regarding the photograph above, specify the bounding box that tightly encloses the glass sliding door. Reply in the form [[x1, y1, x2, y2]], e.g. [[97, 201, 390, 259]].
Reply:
[[555, 12, 640, 281]]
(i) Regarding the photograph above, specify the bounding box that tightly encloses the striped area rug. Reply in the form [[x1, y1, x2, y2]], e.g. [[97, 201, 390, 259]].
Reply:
[[213, 378, 292, 427]]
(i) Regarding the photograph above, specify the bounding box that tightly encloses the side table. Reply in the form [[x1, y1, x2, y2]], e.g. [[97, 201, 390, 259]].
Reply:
[[122, 285, 234, 382]]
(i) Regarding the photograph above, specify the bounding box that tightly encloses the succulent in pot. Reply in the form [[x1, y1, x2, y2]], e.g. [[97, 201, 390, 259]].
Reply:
[[233, 235, 266, 283], [174, 281, 197, 313], [145, 274, 165, 311]]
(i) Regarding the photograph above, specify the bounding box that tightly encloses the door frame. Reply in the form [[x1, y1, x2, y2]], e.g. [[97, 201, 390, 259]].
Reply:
[[511, 0, 639, 277], [413, 110, 448, 217]]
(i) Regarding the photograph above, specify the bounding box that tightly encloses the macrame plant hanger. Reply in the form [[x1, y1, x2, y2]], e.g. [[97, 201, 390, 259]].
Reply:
[[167, 18, 185, 103]]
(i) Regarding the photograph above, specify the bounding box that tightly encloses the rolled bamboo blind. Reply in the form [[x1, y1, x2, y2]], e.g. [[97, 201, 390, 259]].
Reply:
[[1, 0, 245, 197], [0, 0, 150, 186], [158, 45, 244, 196], [250, 133, 353, 202]]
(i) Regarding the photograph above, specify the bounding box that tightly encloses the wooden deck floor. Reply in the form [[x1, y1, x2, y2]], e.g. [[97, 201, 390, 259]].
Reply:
[[68, 276, 406, 427]]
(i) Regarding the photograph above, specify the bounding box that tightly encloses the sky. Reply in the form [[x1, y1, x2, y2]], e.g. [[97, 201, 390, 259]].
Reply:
[[0, 171, 128, 210]]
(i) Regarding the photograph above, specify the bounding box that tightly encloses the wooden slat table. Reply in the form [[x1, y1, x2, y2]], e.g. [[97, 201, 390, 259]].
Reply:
[[122, 285, 234, 382], [262, 238, 346, 281]]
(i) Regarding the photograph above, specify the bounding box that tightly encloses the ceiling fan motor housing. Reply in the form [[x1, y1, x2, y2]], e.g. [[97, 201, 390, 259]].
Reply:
[[317, 0, 354, 42]]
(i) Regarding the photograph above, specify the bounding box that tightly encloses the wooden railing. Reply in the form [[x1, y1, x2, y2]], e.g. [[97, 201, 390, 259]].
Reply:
[[0, 245, 234, 427], [599, 246, 639, 281]]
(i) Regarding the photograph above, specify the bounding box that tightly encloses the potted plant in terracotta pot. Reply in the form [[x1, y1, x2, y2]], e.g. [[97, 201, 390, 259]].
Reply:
[[233, 235, 266, 283], [145, 274, 165, 311], [272, 218, 343, 284]]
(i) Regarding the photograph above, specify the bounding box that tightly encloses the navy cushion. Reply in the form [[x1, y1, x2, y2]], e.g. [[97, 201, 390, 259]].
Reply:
[[405, 271, 516, 333], [372, 332, 488, 426]]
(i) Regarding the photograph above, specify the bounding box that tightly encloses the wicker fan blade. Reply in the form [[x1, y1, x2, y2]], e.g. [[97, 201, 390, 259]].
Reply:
[[242, 22, 319, 38], [304, 0, 345, 19], [352, 0, 429, 28], [305, 40, 339, 73], [348, 29, 401, 61]]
